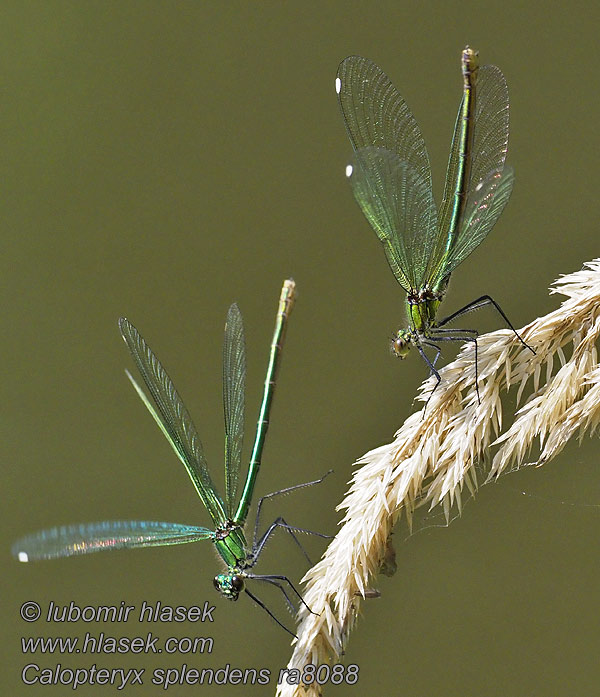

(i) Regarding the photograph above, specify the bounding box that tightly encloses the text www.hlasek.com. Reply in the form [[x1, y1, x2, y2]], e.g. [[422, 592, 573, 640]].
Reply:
[[22, 632, 213, 655]]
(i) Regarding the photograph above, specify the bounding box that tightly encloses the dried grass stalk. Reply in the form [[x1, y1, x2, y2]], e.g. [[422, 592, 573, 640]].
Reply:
[[275, 259, 600, 697]]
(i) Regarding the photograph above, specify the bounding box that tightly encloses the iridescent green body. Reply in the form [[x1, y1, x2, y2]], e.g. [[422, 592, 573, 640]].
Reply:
[[407, 295, 442, 334], [337, 47, 532, 393], [13, 280, 297, 605], [436, 47, 478, 289], [214, 522, 248, 571], [234, 281, 295, 524]]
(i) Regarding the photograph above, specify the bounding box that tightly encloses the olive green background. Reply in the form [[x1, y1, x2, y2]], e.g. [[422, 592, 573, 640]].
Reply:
[[3, 1, 599, 695]]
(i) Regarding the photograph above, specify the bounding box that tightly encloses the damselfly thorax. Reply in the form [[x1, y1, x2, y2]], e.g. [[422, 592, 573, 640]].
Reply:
[[392, 287, 444, 358]]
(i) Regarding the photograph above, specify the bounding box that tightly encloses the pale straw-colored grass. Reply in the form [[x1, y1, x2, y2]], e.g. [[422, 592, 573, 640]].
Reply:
[[275, 259, 600, 697]]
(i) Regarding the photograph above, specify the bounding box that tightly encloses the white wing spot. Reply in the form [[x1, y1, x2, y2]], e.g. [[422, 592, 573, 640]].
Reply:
[[345, 164, 353, 178], [18, 551, 29, 562], [335, 77, 341, 94]]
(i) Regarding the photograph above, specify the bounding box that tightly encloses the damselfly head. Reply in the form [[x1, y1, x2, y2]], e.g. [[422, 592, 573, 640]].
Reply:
[[214, 573, 244, 600], [391, 330, 411, 359]]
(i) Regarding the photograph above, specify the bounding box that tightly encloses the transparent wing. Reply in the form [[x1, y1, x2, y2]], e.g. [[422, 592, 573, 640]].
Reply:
[[222, 304, 245, 518], [432, 166, 514, 283], [337, 56, 433, 233], [119, 318, 227, 526], [348, 147, 437, 292], [12, 520, 214, 562], [336, 56, 432, 186], [469, 65, 510, 200], [429, 63, 510, 284]]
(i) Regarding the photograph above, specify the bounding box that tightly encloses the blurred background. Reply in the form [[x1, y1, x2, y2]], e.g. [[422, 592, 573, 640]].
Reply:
[[3, 1, 599, 695]]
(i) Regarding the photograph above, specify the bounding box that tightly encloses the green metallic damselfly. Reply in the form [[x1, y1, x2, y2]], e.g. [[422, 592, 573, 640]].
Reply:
[[13, 279, 329, 636], [336, 48, 534, 403]]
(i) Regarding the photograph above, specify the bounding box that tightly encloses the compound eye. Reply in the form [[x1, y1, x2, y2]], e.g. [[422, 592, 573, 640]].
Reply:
[[213, 577, 221, 591], [392, 339, 405, 358], [231, 575, 244, 592]]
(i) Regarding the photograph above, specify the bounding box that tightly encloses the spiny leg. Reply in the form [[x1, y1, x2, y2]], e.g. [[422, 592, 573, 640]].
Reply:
[[252, 471, 333, 548], [244, 588, 296, 638], [249, 576, 296, 614], [252, 516, 331, 567], [415, 340, 443, 414], [247, 572, 315, 615], [428, 329, 481, 403], [436, 294, 535, 354], [415, 341, 443, 413], [251, 471, 333, 564], [421, 340, 442, 369]]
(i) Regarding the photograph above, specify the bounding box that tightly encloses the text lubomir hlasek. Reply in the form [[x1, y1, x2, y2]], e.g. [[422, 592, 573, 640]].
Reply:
[[45, 600, 215, 623]]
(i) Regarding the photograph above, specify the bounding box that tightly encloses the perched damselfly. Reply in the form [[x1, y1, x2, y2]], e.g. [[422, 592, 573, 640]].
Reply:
[[336, 47, 534, 402], [13, 279, 328, 636]]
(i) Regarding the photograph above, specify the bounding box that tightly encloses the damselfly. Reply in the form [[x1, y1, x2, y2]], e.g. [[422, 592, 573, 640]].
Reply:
[[13, 280, 329, 636], [336, 48, 534, 402]]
